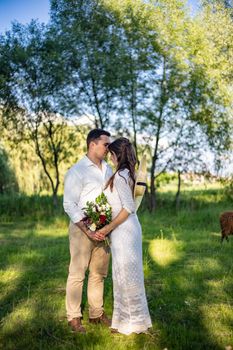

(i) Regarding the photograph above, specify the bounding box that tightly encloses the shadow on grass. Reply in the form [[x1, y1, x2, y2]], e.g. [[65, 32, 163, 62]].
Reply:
[[0, 221, 116, 350], [0, 187, 233, 350], [140, 205, 233, 350]]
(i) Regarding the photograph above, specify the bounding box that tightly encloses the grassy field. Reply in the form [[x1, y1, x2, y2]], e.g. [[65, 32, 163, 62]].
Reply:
[[0, 184, 233, 350]]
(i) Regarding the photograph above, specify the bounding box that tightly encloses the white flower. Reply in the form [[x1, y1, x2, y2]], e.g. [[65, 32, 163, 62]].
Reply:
[[89, 223, 96, 231]]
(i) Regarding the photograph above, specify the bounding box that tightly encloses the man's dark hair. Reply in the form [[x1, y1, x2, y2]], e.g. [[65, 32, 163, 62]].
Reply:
[[86, 129, 111, 149]]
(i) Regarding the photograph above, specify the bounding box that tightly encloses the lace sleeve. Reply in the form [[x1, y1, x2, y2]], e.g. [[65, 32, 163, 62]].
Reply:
[[114, 171, 135, 214]]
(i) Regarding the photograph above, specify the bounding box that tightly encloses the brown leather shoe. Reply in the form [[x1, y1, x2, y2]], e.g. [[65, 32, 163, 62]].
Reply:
[[110, 328, 119, 334], [89, 312, 111, 327], [68, 318, 86, 333]]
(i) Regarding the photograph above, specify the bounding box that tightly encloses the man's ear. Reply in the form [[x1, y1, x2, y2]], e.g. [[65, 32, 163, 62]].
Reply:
[[89, 141, 95, 149]]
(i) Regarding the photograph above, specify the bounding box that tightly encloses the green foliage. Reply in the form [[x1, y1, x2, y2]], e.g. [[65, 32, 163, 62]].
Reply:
[[0, 194, 64, 221], [0, 124, 87, 195], [82, 193, 112, 230], [222, 178, 233, 201], [0, 21, 87, 201], [202, 0, 233, 9], [50, 0, 123, 128], [156, 172, 176, 188], [187, 3, 233, 149], [0, 146, 18, 194]]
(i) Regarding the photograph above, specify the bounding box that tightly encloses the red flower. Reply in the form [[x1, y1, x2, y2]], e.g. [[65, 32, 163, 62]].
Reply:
[[99, 215, 106, 224]]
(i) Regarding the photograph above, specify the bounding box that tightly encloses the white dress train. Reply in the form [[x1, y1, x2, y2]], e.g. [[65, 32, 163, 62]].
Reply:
[[104, 169, 152, 335]]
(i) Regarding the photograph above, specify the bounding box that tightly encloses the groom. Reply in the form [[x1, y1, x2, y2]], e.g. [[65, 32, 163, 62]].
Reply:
[[63, 128, 112, 333]]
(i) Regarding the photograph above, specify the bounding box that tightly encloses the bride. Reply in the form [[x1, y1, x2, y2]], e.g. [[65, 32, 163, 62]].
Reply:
[[95, 137, 152, 335]]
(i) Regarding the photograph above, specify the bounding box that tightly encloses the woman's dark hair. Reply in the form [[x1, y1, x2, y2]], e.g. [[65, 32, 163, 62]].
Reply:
[[87, 129, 111, 149], [106, 137, 137, 192]]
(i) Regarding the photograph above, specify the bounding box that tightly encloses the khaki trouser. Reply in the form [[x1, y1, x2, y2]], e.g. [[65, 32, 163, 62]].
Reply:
[[66, 222, 110, 321]]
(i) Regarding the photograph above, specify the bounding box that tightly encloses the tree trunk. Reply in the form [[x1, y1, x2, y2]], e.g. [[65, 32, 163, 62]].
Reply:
[[34, 124, 60, 209], [53, 191, 58, 208], [149, 56, 167, 212], [149, 131, 159, 212], [175, 170, 181, 210], [149, 165, 156, 212], [129, 57, 139, 164]]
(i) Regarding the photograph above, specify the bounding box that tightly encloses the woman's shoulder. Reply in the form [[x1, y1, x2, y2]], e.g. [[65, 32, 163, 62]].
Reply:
[[114, 169, 134, 193], [115, 169, 130, 184], [116, 168, 129, 178]]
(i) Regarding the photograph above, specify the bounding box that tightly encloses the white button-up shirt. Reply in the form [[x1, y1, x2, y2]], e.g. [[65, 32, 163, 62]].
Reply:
[[63, 155, 113, 223]]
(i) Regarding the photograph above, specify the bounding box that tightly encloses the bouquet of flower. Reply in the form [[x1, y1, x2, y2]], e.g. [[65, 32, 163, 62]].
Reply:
[[82, 193, 112, 245]]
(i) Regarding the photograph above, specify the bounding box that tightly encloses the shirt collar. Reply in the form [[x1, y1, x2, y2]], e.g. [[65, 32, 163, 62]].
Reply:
[[83, 155, 107, 170], [83, 155, 95, 167]]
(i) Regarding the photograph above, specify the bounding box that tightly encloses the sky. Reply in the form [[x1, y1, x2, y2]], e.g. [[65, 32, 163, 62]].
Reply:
[[187, 0, 200, 12], [0, 0, 50, 33], [0, 0, 200, 34]]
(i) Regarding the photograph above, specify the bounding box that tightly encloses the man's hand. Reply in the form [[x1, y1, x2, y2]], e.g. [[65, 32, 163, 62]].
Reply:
[[75, 220, 107, 241], [86, 229, 103, 241], [75, 221, 97, 241]]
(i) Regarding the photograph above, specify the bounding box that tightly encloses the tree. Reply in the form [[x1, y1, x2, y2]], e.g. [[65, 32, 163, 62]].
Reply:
[[50, 0, 124, 128], [0, 21, 82, 206], [0, 146, 19, 194], [103, 0, 161, 162], [104, 0, 232, 211], [167, 122, 210, 209], [2, 0, 232, 212], [202, 0, 233, 8]]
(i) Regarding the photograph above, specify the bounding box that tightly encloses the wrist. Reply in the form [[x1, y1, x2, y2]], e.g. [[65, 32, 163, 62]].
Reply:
[[107, 223, 114, 232]]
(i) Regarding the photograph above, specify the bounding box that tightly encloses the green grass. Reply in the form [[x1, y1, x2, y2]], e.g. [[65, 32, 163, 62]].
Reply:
[[0, 185, 233, 350]]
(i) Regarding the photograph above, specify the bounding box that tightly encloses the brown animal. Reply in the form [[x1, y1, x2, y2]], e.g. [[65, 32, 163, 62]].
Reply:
[[220, 212, 233, 243]]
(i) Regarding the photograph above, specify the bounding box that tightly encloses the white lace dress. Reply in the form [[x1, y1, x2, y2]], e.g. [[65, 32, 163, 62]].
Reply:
[[104, 169, 152, 335]]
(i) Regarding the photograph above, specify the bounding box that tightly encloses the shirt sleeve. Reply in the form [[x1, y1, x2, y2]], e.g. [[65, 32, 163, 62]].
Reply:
[[63, 168, 84, 223], [114, 171, 135, 214]]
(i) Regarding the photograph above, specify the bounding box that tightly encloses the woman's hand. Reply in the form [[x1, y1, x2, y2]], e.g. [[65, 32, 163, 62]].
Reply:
[[95, 225, 111, 240]]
